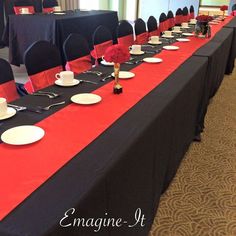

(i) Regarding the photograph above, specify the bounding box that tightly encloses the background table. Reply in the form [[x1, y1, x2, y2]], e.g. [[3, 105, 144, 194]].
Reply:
[[3, 10, 119, 66], [0, 0, 4, 47]]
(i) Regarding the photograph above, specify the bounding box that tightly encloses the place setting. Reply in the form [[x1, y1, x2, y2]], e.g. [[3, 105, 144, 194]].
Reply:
[[0, 98, 16, 121], [148, 36, 162, 45], [129, 45, 145, 55]]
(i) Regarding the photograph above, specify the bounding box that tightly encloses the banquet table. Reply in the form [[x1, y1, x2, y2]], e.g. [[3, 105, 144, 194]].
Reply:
[[3, 10, 119, 66], [0, 17, 234, 236]]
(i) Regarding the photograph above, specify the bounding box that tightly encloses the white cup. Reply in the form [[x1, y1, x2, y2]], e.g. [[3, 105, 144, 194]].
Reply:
[[190, 19, 197, 24], [181, 22, 189, 28], [164, 31, 172, 37], [54, 6, 62, 12], [129, 45, 141, 54], [0, 98, 8, 117], [55, 71, 74, 84], [149, 36, 159, 43], [173, 26, 181, 32], [20, 8, 29, 14]]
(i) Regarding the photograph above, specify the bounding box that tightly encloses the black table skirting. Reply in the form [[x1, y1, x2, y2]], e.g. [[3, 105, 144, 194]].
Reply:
[[0, 0, 4, 47]]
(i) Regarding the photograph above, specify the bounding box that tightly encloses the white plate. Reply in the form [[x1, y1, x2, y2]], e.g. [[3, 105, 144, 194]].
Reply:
[[143, 57, 163, 63], [71, 93, 102, 105], [130, 50, 145, 55], [111, 71, 135, 79], [172, 30, 182, 33], [189, 22, 196, 25], [163, 46, 179, 51], [148, 40, 162, 45], [53, 12, 66, 15], [0, 107, 16, 120], [101, 60, 114, 66], [182, 33, 194, 37], [181, 26, 190, 29], [162, 35, 174, 38], [55, 79, 80, 87], [176, 38, 190, 42], [1, 125, 45, 145]]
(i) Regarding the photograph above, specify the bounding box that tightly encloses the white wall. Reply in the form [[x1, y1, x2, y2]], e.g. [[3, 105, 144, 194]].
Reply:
[[139, 0, 200, 22]]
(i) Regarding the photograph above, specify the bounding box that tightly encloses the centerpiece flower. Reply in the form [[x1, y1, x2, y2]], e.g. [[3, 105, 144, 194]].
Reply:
[[104, 44, 130, 94], [195, 15, 213, 37], [220, 5, 228, 20]]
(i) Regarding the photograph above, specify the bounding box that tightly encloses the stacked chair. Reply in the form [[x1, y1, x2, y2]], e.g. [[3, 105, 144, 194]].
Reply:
[[13, 0, 35, 14], [24, 41, 63, 93], [91, 26, 113, 64], [63, 33, 92, 74], [116, 20, 134, 48], [42, 0, 59, 13], [147, 16, 160, 37], [0, 59, 20, 102], [134, 18, 148, 44]]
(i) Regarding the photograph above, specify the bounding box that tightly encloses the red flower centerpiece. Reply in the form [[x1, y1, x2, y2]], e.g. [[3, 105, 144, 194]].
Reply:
[[195, 15, 213, 37], [220, 5, 228, 20], [104, 44, 130, 94]]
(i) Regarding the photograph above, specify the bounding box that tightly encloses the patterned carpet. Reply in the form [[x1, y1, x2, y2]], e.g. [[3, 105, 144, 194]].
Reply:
[[149, 70, 236, 236]]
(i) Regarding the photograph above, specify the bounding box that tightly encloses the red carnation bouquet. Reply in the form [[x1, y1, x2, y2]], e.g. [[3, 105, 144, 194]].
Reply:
[[220, 5, 228, 11], [196, 15, 213, 22], [104, 44, 130, 63]]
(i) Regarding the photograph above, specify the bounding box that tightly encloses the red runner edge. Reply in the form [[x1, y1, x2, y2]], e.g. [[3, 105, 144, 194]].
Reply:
[[0, 17, 232, 220]]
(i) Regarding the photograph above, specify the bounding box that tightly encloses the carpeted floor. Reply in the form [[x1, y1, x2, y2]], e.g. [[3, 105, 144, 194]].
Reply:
[[149, 70, 236, 236]]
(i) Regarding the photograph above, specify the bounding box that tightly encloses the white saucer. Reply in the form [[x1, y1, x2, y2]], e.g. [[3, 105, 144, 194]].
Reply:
[[182, 33, 194, 37], [111, 71, 135, 79], [162, 35, 174, 38], [172, 30, 182, 34], [143, 57, 163, 63], [101, 60, 114, 66], [1, 125, 45, 145], [20, 13, 32, 15], [176, 38, 190, 42], [181, 26, 190, 29], [148, 40, 162, 45], [71, 93, 102, 105], [130, 50, 145, 55], [0, 107, 16, 121], [189, 22, 196, 25], [55, 79, 80, 87], [209, 22, 219, 25], [163, 46, 179, 51], [53, 12, 66, 15]]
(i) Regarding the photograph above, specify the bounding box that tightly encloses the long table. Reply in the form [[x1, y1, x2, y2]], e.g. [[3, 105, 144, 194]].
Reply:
[[3, 10, 119, 66], [0, 17, 234, 236]]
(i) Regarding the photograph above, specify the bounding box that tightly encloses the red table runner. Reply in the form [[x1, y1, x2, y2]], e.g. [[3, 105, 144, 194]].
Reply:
[[0, 17, 232, 220]]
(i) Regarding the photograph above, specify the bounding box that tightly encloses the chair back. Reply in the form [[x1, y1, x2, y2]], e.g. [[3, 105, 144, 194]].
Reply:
[[43, 0, 58, 13], [0, 58, 19, 102], [13, 0, 35, 14], [182, 7, 189, 22], [134, 18, 148, 44], [159, 13, 169, 33], [147, 16, 160, 37], [190, 5, 195, 19], [175, 8, 183, 25], [117, 20, 134, 48], [91, 26, 113, 60], [24, 41, 63, 93], [63, 34, 92, 75], [167, 11, 175, 29]]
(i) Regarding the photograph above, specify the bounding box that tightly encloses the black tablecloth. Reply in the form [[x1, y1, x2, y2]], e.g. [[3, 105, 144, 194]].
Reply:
[[224, 17, 236, 74], [4, 10, 119, 66], [0, 0, 4, 47], [193, 27, 233, 134]]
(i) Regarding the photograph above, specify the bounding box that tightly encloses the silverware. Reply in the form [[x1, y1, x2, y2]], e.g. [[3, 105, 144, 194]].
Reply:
[[142, 44, 155, 48], [100, 75, 113, 82], [32, 93, 55, 98], [37, 91, 61, 97], [79, 80, 98, 85], [38, 101, 66, 111], [83, 70, 103, 76], [8, 104, 26, 111], [125, 59, 143, 65], [144, 51, 156, 54]]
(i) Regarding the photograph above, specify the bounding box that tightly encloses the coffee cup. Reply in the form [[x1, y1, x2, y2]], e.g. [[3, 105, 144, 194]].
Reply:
[[149, 36, 159, 43], [55, 71, 74, 84], [0, 98, 8, 117], [164, 31, 172, 37], [181, 22, 189, 28], [54, 6, 62, 12], [20, 8, 29, 14], [173, 26, 181, 32], [190, 19, 197, 24], [129, 45, 141, 54]]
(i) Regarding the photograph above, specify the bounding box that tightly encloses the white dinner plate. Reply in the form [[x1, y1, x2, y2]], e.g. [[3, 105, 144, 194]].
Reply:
[[176, 38, 190, 42], [53, 12, 66, 15], [111, 71, 135, 79], [55, 79, 80, 87], [101, 60, 114, 66], [163, 46, 179, 51], [189, 22, 196, 25], [1, 125, 45, 145], [130, 50, 145, 55], [71, 93, 102, 105], [0, 107, 16, 121], [143, 57, 163, 63], [182, 33, 194, 37], [148, 40, 162, 45], [162, 35, 174, 38]]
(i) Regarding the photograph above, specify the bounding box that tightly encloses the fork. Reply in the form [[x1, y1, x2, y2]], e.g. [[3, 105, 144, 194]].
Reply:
[[37, 91, 61, 97], [38, 101, 66, 111], [32, 93, 55, 98], [83, 70, 103, 76], [78, 80, 98, 85]]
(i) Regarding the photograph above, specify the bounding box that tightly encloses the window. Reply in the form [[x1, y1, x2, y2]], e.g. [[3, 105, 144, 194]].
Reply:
[[80, 0, 99, 10]]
